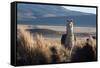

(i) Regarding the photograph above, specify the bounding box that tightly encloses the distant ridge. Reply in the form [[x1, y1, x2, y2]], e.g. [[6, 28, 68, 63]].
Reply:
[[27, 28, 61, 35], [17, 4, 96, 27]]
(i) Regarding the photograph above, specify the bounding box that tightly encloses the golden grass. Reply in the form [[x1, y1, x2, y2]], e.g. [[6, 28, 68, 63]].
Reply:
[[17, 28, 70, 65], [17, 28, 97, 65]]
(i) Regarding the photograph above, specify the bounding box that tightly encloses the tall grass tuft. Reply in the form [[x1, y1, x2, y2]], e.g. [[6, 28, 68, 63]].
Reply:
[[17, 29, 69, 65], [17, 28, 96, 65]]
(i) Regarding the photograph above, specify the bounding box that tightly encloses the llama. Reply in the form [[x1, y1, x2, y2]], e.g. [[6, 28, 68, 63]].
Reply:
[[61, 20, 74, 50], [61, 19, 75, 57]]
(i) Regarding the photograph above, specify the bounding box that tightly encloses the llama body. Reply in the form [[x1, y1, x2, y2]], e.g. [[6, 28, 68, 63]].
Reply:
[[61, 20, 75, 59], [61, 20, 74, 50], [65, 21, 74, 50]]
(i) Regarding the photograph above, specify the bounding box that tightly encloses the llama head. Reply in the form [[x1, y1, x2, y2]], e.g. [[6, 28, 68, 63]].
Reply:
[[67, 19, 73, 28], [66, 19, 74, 33]]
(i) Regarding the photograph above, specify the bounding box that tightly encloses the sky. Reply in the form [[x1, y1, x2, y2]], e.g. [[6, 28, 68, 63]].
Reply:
[[63, 6, 96, 14]]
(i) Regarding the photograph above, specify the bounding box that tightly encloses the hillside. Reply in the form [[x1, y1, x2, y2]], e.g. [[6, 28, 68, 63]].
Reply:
[[17, 3, 96, 27]]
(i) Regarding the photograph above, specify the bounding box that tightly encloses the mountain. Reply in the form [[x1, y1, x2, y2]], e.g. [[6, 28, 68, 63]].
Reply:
[[18, 15, 96, 27], [17, 3, 96, 27]]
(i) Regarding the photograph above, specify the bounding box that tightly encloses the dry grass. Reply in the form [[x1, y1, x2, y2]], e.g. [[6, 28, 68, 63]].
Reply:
[[71, 36, 97, 62], [17, 28, 69, 65], [17, 28, 97, 65]]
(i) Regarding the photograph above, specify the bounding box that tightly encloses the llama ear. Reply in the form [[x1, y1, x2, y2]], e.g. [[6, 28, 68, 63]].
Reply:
[[67, 19, 73, 23], [70, 19, 73, 22], [67, 20, 69, 22], [70, 20, 72, 21]]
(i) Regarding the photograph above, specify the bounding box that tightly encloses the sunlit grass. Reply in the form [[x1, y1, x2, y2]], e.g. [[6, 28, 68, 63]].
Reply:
[[17, 28, 96, 65]]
